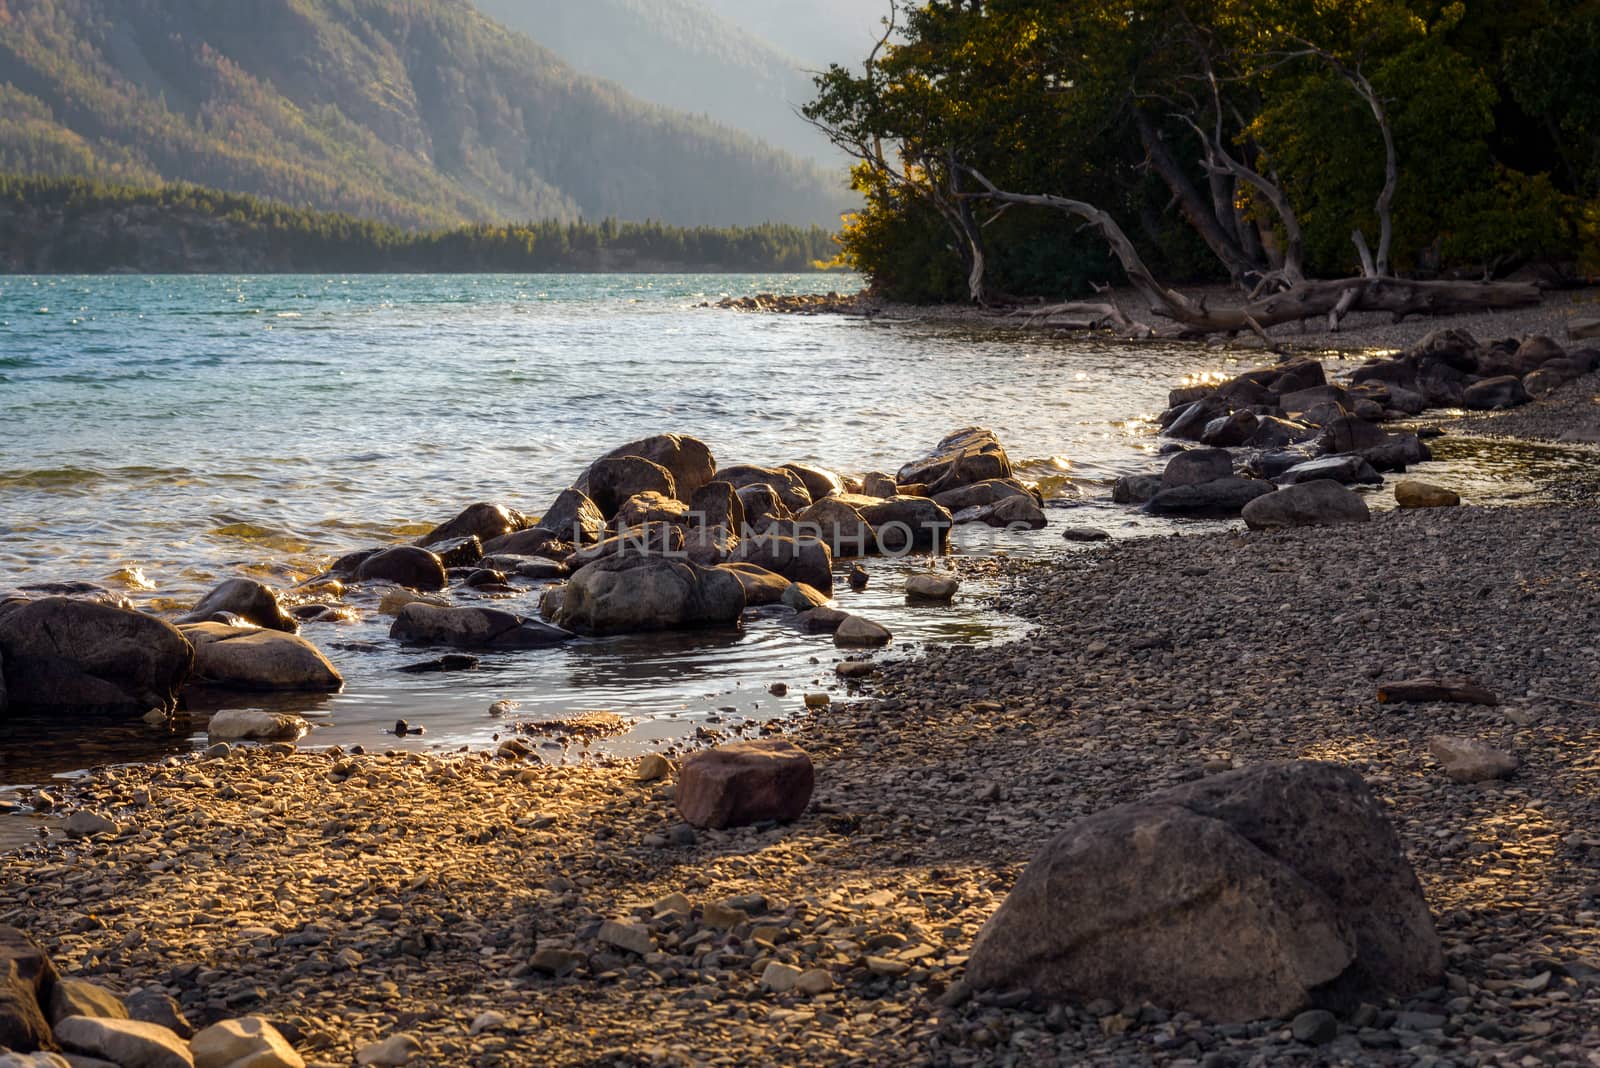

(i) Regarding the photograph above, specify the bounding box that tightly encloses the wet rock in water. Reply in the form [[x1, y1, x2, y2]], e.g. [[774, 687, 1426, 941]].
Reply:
[[1463, 375, 1531, 411], [898, 427, 1013, 495], [905, 574, 959, 602], [414, 502, 526, 548], [966, 761, 1442, 1023], [377, 589, 448, 616], [417, 535, 482, 570], [781, 582, 830, 611], [1111, 474, 1163, 504], [1278, 385, 1352, 417], [480, 526, 571, 560], [834, 615, 891, 647], [1061, 527, 1111, 542], [0, 597, 194, 716], [354, 547, 447, 592], [1242, 480, 1371, 530], [735, 483, 792, 530], [1161, 449, 1233, 490], [1396, 481, 1460, 509], [1378, 678, 1499, 706], [1200, 409, 1259, 447], [676, 739, 815, 829], [781, 462, 845, 501], [1275, 455, 1381, 486], [1246, 415, 1317, 449], [860, 472, 899, 498], [206, 709, 307, 743], [390, 604, 573, 650], [794, 498, 876, 558], [178, 578, 298, 633], [795, 607, 848, 634], [396, 654, 479, 674], [687, 480, 744, 532], [613, 491, 690, 530], [957, 494, 1047, 530], [577, 434, 717, 503], [54, 1016, 193, 1068], [190, 1016, 302, 1068], [733, 535, 833, 595], [930, 478, 1035, 512], [718, 564, 790, 607], [531, 489, 604, 546], [586, 456, 678, 519], [836, 660, 876, 679], [1320, 416, 1389, 455], [558, 555, 745, 635], [460, 567, 508, 589], [180, 624, 343, 692], [1428, 736, 1519, 783], [568, 524, 684, 570], [847, 565, 869, 590], [715, 465, 814, 514], [1145, 477, 1274, 517], [1358, 434, 1430, 473], [854, 495, 953, 553], [47, 979, 124, 1026], [480, 553, 567, 580]]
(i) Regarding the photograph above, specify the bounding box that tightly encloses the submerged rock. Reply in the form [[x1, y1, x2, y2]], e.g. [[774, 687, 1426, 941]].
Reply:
[[966, 761, 1442, 1022], [390, 604, 574, 650], [206, 709, 308, 742], [558, 555, 745, 636]]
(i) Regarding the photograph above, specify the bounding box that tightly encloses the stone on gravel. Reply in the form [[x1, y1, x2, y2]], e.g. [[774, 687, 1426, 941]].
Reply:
[[1395, 481, 1460, 508], [47, 980, 124, 1027], [834, 615, 891, 647], [905, 574, 959, 601], [1, 962, 53, 1053], [635, 753, 671, 782], [354, 1034, 420, 1067], [1378, 678, 1499, 706], [1292, 1009, 1339, 1044], [598, 920, 652, 957], [966, 761, 1442, 1022], [190, 1016, 303, 1068], [124, 992, 191, 1040], [205, 709, 307, 743], [1463, 375, 1531, 410], [761, 962, 802, 993], [676, 739, 814, 829], [64, 812, 117, 839], [53, 1016, 193, 1068], [1242, 480, 1371, 530], [1428, 736, 1519, 783]]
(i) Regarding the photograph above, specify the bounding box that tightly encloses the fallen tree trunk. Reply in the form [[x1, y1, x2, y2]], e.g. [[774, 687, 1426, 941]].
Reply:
[[959, 168, 1542, 336]]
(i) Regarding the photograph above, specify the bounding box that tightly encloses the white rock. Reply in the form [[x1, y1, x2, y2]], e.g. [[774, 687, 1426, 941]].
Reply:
[[1428, 736, 1519, 783], [468, 1011, 506, 1036], [54, 1016, 194, 1068], [190, 1016, 303, 1068], [206, 708, 308, 742], [597, 919, 652, 956], [64, 811, 117, 838], [761, 961, 802, 993], [354, 1034, 421, 1067]]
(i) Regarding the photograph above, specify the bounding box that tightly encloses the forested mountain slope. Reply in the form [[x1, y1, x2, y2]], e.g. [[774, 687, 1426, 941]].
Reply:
[[0, 0, 852, 228]]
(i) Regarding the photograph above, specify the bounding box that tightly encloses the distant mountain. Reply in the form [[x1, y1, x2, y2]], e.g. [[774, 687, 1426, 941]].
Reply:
[[698, 0, 887, 70], [474, 0, 829, 163], [0, 0, 852, 229]]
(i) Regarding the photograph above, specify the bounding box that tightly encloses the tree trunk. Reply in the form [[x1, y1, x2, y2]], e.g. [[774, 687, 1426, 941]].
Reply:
[[1136, 112, 1259, 284]]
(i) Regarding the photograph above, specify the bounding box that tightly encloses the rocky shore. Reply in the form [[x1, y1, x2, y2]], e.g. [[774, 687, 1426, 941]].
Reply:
[[4, 357, 1600, 1064]]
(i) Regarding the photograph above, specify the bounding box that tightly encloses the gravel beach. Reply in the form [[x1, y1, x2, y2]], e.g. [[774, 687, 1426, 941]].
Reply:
[[4, 375, 1600, 1067]]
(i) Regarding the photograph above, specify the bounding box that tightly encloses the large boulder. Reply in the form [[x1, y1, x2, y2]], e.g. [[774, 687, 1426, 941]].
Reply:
[[1161, 449, 1233, 489], [0, 598, 193, 716], [733, 535, 834, 594], [1463, 375, 1531, 411], [53, 1016, 194, 1068], [715, 465, 813, 513], [854, 495, 953, 553], [568, 523, 684, 570], [966, 762, 1442, 1022], [613, 491, 691, 530], [1200, 409, 1259, 447], [577, 434, 717, 502], [687, 481, 744, 532], [930, 478, 1034, 512], [480, 527, 571, 559], [794, 498, 877, 558], [780, 462, 845, 501], [181, 624, 343, 691], [557, 556, 746, 635], [536, 489, 605, 545], [897, 428, 1012, 494], [354, 547, 447, 591], [390, 604, 574, 649], [1242, 480, 1371, 530], [683, 525, 739, 566], [1320, 417, 1389, 455], [676, 739, 815, 829], [191, 1017, 303, 1068], [178, 579, 297, 633], [414, 502, 526, 548], [718, 564, 790, 607], [735, 483, 792, 530], [1145, 477, 1274, 517], [586, 456, 677, 519]]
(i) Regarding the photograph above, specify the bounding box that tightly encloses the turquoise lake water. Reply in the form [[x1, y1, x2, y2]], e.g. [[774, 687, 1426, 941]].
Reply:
[[0, 272, 1578, 794]]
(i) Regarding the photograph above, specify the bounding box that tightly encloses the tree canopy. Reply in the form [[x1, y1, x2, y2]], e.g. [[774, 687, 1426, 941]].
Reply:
[[806, 0, 1600, 304]]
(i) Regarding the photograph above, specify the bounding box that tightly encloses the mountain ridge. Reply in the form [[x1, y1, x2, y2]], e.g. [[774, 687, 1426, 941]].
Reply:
[[0, 0, 852, 228]]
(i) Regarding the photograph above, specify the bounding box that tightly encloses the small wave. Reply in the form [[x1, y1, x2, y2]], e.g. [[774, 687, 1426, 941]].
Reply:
[[0, 467, 105, 489], [208, 522, 312, 554]]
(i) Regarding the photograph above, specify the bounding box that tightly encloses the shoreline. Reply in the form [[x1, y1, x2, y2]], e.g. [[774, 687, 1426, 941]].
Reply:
[[4, 372, 1599, 1063]]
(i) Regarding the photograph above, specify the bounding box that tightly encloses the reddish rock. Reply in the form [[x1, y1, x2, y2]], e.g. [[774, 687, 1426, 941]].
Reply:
[[676, 740, 815, 829]]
